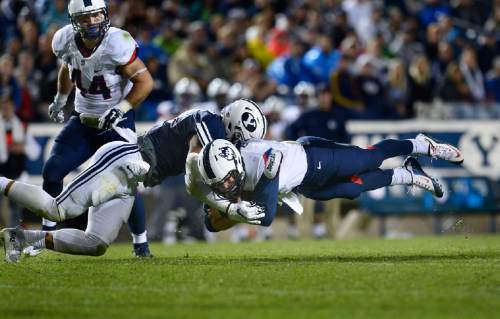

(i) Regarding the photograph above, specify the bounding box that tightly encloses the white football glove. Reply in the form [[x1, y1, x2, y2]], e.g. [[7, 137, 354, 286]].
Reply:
[[98, 100, 132, 131], [48, 93, 68, 123], [226, 201, 265, 225]]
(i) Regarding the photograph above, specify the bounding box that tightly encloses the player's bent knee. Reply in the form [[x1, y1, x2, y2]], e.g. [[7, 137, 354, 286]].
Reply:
[[93, 242, 109, 256]]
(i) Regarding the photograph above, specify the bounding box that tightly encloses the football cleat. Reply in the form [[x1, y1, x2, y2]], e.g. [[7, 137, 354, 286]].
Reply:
[[404, 157, 444, 198], [416, 133, 463, 164], [133, 242, 153, 258], [1, 227, 26, 263]]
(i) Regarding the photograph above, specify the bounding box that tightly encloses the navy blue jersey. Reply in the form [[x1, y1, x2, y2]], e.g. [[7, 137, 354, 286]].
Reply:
[[139, 109, 225, 186]]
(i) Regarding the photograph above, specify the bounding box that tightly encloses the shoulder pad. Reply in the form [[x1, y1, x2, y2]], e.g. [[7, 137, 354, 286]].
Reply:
[[51, 25, 73, 59], [263, 148, 283, 179], [106, 27, 138, 65]]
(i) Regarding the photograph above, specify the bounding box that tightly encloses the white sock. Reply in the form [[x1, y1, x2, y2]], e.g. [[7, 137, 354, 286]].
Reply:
[[23, 230, 46, 245], [32, 239, 46, 249], [391, 167, 413, 185], [131, 231, 147, 244], [408, 139, 429, 155], [42, 219, 57, 228]]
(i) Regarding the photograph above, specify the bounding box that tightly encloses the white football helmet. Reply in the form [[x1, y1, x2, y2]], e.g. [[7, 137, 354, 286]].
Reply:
[[68, 0, 110, 40], [198, 139, 245, 199], [173, 77, 201, 107], [221, 99, 267, 142], [227, 82, 252, 101]]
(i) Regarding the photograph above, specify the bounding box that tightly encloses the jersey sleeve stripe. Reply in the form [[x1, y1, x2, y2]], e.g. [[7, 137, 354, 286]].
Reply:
[[195, 122, 209, 145], [125, 47, 138, 65]]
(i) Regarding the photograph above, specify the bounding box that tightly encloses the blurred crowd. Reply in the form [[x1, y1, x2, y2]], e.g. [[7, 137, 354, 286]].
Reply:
[[0, 0, 499, 126], [0, 0, 500, 241]]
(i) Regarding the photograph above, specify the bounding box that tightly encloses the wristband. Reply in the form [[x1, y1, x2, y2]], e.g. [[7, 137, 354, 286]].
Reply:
[[116, 100, 133, 113], [54, 92, 69, 105]]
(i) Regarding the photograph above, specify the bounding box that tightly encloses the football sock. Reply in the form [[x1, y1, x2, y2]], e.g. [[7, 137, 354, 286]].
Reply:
[[131, 231, 148, 244], [42, 219, 57, 230], [391, 167, 413, 185], [128, 194, 147, 243], [23, 230, 46, 246], [408, 139, 429, 155], [372, 139, 413, 158]]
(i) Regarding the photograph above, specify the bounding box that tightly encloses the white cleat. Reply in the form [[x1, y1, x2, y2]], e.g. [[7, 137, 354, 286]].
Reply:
[[404, 157, 444, 198], [416, 133, 464, 164], [1, 227, 26, 263]]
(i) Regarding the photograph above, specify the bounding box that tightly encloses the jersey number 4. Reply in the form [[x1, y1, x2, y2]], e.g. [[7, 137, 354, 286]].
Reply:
[[72, 69, 111, 99]]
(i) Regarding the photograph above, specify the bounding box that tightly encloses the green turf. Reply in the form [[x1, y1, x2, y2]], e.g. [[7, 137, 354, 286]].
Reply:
[[0, 235, 499, 319]]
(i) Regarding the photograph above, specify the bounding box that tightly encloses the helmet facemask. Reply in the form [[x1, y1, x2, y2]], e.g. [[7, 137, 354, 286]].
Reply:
[[210, 169, 245, 201], [71, 8, 110, 41]]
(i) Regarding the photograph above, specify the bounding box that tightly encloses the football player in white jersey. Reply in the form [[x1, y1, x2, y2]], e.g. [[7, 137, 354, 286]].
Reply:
[[40, 0, 154, 257], [184, 102, 464, 232]]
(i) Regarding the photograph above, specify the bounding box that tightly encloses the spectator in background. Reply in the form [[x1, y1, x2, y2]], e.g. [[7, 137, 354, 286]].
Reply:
[[303, 32, 341, 84], [485, 56, 500, 104], [285, 84, 348, 143], [245, 11, 275, 69], [34, 33, 57, 121], [40, 0, 69, 33], [330, 54, 364, 119], [0, 97, 26, 226], [408, 55, 436, 106], [153, 24, 182, 57], [0, 54, 21, 109], [425, 23, 442, 62], [168, 22, 216, 89], [459, 47, 485, 102], [386, 59, 412, 118], [477, 30, 500, 74], [266, 35, 313, 90], [342, 0, 375, 45], [390, 24, 425, 65], [418, 0, 451, 27], [355, 55, 387, 119], [439, 62, 473, 103], [13, 51, 39, 122], [431, 41, 455, 83], [19, 19, 39, 53]]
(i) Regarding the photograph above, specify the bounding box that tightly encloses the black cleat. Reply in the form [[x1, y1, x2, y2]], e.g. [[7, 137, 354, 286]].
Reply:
[[133, 242, 153, 258]]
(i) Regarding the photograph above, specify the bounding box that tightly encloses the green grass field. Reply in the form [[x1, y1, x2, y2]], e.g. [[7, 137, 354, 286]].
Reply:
[[0, 235, 499, 319]]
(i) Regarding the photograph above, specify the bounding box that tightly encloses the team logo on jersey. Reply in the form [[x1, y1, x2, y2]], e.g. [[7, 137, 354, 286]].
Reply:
[[241, 112, 256, 132], [218, 146, 236, 161]]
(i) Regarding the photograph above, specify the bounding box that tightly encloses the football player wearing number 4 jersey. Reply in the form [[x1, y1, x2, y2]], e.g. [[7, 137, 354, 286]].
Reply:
[[37, 0, 154, 257]]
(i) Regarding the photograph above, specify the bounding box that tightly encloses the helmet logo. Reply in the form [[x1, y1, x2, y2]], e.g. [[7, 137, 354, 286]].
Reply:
[[83, 0, 93, 6], [218, 146, 236, 161], [241, 112, 256, 132]]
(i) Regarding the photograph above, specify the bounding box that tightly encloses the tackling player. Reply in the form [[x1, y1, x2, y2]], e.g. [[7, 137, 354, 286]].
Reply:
[[41, 0, 154, 257], [0, 101, 267, 263]]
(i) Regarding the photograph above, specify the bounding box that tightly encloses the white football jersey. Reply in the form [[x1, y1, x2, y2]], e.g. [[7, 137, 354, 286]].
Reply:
[[240, 139, 307, 195], [52, 25, 137, 115]]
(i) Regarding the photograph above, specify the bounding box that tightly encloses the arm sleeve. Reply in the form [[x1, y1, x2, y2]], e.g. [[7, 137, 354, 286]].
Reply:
[[250, 175, 280, 227], [193, 110, 226, 146]]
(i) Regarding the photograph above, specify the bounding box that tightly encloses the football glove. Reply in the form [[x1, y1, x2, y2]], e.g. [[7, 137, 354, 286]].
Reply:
[[225, 201, 265, 225], [98, 100, 132, 131], [48, 93, 68, 123]]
